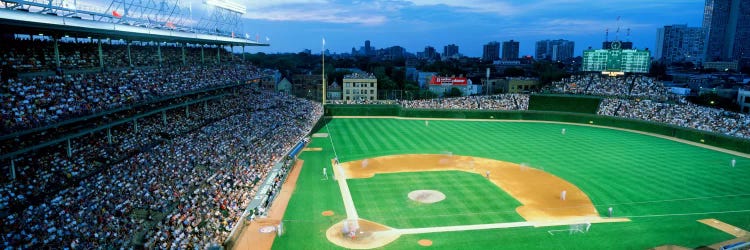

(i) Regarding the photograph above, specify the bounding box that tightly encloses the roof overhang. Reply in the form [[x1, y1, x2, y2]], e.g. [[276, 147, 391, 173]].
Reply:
[[0, 8, 269, 46]]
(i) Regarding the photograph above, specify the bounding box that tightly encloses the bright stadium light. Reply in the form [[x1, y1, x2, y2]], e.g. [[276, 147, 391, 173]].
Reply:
[[602, 71, 624, 77], [204, 0, 246, 14]]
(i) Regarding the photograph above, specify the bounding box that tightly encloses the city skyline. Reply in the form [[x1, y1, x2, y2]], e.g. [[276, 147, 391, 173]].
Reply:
[[240, 1, 705, 57]]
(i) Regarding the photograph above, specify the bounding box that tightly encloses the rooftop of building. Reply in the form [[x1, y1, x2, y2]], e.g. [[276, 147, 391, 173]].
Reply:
[[344, 72, 376, 79]]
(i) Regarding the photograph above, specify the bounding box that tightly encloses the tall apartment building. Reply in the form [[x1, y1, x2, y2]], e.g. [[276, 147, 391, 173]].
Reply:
[[656, 24, 705, 65], [443, 44, 459, 58], [535, 39, 575, 61], [502, 40, 520, 60], [422, 46, 438, 60], [482, 41, 500, 61], [703, 0, 750, 62]]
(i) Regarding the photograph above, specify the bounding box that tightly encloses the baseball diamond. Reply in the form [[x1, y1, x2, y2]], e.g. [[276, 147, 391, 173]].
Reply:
[[239, 117, 750, 250]]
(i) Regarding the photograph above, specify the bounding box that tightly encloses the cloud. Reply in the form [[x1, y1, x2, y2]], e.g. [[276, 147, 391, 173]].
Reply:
[[407, 0, 519, 16], [244, 8, 387, 25], [238, 0, 393, 25], [245, 0, 327, 9], [502, 18, 653, 37]]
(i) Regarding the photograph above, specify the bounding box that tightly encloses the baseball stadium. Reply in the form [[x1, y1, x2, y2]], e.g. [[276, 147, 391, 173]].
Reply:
[[234, 97, 750, 250], [2, 0, 750, 249]]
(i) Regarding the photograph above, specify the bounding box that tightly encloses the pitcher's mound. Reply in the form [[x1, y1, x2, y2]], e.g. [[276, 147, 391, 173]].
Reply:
[[408, 190, 446, 204], [418, 239, 433, 246]]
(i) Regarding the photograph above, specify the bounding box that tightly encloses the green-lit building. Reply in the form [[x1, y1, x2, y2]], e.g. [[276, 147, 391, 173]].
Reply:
[[582, 41, 651, 75]]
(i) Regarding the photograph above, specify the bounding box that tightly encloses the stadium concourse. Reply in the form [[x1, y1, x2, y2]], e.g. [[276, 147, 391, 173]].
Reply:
[[0, 39, 323, 248]]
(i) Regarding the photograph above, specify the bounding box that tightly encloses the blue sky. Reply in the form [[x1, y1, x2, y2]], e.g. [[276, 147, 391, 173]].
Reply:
[[234, 0, 704, 57]]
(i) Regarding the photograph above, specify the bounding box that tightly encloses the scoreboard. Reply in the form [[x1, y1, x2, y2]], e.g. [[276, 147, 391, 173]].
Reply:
[[582, 41, 650, 75]]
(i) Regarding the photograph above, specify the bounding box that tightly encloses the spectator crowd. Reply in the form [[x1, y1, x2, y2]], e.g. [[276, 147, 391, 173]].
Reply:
[[598, 98, 750, 139], [399, 94, 529, 110], [544, 74, 678, 101], [1, 38, 236, 73], [391, 75, 750, 140], [1, 64, 264, 133], [1, 87, 323, 249]]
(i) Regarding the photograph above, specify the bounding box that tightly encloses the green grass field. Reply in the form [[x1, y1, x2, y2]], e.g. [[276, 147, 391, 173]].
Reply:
[[349, 171, 524, 229], [271, 118, 750, 250]]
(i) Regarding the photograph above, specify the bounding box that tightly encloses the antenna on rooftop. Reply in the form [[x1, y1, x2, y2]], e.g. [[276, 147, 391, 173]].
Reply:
[[605, 28, 609, 42], [626, 28, 631, 42], [615, 16, 621, 42]]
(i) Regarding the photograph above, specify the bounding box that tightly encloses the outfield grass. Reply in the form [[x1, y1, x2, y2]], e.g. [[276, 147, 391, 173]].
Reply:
[[272, 118, 750, 250]]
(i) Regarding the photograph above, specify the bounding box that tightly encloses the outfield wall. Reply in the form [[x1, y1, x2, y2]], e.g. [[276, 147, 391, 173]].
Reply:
[[528, 94, 602, 114], [324, 104, 750, 154]]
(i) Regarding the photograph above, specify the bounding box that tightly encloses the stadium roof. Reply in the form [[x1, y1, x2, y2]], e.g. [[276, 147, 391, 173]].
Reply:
[[0, 8, 269, 46]]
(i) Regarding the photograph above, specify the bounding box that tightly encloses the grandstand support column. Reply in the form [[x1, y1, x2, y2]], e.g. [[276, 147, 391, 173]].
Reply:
[[107, 128, 112, 144], [204, 101, 208, 111], [98, 39, 104, 70], [322, 41, 326, 105], [216, 46, 221, 64], [201, 45, 205, 64], [186, 105, 190, 117], [158, 42, 163, 67], [162, 111, 167, 125], [66, 139, 72, 157], [53, 36, 61, 69], [10, 159, 15, 180], [134, 118, 139, 133], [127, 41, 133, 67], [181, 43, 187, 66], [242, 46, 246, 62]]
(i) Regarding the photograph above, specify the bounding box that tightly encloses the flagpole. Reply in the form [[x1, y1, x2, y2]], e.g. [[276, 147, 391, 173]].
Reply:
[[322, 38, 326, 106]]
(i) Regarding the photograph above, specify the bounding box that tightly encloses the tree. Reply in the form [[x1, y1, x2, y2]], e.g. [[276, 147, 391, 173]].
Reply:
[[503, 67, 525, 77], [445, 87, 463, 97], [533, 61, 569, 85], [648, 61, 667, 80], [687, 92, 739, 112], [419, 90, 438, 99]]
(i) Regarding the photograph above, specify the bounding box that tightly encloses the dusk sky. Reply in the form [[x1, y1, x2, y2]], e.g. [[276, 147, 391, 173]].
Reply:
[[237, 0, 705, 57]]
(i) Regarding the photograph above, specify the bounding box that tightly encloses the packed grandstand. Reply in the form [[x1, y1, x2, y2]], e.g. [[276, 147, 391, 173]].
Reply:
[[2, 38, 750, 249], [1, 38, 324, 248]]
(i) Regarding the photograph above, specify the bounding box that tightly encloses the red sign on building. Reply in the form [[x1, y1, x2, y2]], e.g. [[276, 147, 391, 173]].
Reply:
[[430, 76, 468, 86]]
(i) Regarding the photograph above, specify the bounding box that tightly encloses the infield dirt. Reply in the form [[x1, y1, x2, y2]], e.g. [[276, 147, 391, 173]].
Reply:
[[340, 154, 601, 223]]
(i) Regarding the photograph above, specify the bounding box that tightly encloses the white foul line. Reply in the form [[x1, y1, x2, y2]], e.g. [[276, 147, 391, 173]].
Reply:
[[335, 165, 359, 220]]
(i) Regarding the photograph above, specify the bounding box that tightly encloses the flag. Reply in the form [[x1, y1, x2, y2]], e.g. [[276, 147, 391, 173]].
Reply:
[[166, 22, 175, 29], [245, 33, 250, 39], [112, 10, 122, 18], [231, 32, 235, 38], [322, 37, 326, 47], [265, 36, 270, 42]]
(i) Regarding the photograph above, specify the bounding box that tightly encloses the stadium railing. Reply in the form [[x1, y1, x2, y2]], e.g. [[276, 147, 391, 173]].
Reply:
[[222, 136, 309, 249]]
